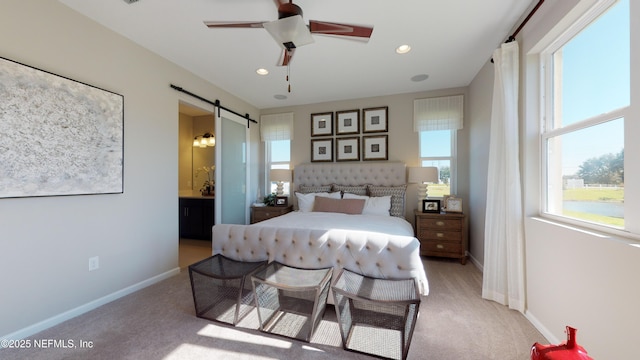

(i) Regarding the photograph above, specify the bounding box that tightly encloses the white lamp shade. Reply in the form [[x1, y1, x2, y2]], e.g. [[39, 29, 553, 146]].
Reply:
[[270, 169, 292, 183], [408, 166, 438, 184], [263, 15, 314, 49]]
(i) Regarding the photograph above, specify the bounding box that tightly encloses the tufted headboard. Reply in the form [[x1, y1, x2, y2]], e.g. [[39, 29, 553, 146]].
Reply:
[[293, 162, 406, 188]]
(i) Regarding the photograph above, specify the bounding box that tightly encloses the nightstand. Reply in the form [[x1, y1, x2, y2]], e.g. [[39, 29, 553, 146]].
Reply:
[[250, 205, 293, 224], [414, 210, 468, 264]]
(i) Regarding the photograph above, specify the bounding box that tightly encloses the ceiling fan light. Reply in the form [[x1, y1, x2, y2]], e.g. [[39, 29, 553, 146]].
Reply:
[[263, 15, 314, 50]]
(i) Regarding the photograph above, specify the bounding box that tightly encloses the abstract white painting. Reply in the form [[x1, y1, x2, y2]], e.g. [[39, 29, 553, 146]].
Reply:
[[0, 57, 124, 198]]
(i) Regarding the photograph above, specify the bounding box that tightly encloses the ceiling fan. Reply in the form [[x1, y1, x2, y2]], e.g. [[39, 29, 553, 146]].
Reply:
[[203, 0, 374, 67]]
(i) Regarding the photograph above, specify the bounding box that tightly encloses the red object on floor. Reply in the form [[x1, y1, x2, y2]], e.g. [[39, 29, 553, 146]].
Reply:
[[531, 326, 593, 360]]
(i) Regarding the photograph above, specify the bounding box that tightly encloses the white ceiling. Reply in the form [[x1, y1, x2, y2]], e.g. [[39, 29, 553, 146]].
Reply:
[[58, 0, 534, 110]]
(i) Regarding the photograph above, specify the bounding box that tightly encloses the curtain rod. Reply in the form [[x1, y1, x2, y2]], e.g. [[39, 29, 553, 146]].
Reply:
[[170, 84, 257, 125], [506, 0, 545, 43], [491, 0, 544, 63]]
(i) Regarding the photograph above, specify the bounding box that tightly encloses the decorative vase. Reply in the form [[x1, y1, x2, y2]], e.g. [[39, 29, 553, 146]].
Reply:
[[531, 326, 593, 360]]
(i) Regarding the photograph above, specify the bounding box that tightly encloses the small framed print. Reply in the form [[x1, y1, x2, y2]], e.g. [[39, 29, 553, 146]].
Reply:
[[363, 106, 388, 133], [311, 138, 333, 162], [275, 196, 288, 207], [336, 109, 360, 135], [445, 197, 463, 213], [311, 112, 333, 137], [422, 199, 441, 213], [442, 195, 451, 211], [362, 135, 388, 161], [336, 137, 360, 162]]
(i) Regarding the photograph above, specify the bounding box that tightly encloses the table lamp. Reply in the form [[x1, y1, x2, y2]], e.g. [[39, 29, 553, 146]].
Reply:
[[408, 166, 439, 200], [270, 169, 292, 196]]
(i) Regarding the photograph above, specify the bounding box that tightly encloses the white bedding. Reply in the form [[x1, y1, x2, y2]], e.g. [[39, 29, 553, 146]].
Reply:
[[255, 211, 415, 237]]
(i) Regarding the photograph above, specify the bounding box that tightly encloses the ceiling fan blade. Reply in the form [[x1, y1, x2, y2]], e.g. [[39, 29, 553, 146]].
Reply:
[[309, 20, 373, 41], [278, 48, 295, 66], [203, 21, 266, 29]]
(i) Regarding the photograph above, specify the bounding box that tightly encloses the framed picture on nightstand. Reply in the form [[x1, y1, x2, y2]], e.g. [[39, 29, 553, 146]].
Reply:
[[275, 196, 288, 207], [422, 199, 440, 213], [445, 197, 463, 212]]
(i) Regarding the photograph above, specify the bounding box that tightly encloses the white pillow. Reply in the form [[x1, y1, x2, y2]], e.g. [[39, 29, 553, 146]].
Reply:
[[296, 192, 341, 212], [343, 193, 391, 216]]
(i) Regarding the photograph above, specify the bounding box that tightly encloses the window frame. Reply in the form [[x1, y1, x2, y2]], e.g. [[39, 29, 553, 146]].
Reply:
[[538, 0, 633, 237]]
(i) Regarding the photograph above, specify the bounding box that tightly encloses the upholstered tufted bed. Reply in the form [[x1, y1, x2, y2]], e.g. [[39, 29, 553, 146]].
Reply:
[[211, 162, 428, 296]]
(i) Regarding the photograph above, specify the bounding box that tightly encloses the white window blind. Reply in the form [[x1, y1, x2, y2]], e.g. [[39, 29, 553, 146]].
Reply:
[[414, 95, 464, 131], [260, 112, 294, 141]]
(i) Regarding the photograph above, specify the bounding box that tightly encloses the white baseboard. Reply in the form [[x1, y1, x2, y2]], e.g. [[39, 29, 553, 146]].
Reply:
[[1, 267, 181, 341], [525, 310, 560, 344], [467, 252, 484, 272]]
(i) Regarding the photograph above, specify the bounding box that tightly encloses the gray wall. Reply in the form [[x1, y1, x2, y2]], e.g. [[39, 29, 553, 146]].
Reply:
[[0, 0, 259, 338]]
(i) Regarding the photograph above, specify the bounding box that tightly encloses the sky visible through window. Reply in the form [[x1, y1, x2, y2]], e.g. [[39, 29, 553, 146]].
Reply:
[[558, 0, 628, 176]]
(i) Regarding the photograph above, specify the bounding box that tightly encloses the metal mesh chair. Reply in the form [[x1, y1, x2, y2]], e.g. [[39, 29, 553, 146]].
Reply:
[[251, 262, 332, 342], [189, 255, 268, 325], [332, 268, 421, 360]]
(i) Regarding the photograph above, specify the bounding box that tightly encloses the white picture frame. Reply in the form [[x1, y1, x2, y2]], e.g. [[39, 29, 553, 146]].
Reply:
[[445, 197, 463, 212]]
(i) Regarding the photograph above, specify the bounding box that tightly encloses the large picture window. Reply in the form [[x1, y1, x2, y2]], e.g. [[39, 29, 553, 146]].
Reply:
[[541, 0, 629, 230]]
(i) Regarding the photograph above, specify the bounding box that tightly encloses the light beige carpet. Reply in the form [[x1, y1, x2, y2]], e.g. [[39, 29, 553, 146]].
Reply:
[[0, 257, 546, 360]]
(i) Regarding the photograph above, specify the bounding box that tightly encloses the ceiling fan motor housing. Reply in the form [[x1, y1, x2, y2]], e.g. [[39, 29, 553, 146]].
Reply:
[[278, 3, 302, 19]]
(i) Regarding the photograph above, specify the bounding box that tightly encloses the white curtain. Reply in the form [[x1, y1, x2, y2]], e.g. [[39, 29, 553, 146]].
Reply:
[[413, 95, 464, 131], [260, 112, 294, 141], [482, 41, 525, 312]]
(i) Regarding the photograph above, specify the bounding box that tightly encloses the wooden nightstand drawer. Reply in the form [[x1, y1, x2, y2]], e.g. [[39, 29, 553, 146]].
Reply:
[[421, 241, 463, 255], [417, 218, 462, 231], [251, 205, 293, 224], [418, 229, 462, 242]]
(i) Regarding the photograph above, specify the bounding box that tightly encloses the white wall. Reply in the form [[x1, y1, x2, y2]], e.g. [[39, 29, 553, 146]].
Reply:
[[0, 0, 258, 338], [261, 87, 470, 221], [468, 1, 640, 358]]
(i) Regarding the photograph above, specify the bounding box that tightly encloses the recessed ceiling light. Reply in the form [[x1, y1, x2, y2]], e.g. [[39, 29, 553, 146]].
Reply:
[[274, 94, 287, 100], [411, 74, 429, 82], [256, 68, 269, 75], [396, 45, 411, 54]]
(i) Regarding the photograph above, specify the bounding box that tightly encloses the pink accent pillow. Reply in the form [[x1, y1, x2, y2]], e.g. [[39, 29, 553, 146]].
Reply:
[[312, 197, 365, 215]]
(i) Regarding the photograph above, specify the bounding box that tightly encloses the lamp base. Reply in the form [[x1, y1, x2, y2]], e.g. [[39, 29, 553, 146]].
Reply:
[[276, 182, 284, 196], [417, 183, 429, 201]]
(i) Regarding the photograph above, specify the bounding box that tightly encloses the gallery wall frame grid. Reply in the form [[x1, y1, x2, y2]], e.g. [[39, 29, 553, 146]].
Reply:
[[310, 105, 388, 163], [0, 57, 124, 199]]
